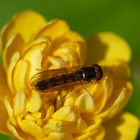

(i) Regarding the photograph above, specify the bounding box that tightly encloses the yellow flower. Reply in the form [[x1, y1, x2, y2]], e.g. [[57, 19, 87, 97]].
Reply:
[[0, 11, 139, 140]]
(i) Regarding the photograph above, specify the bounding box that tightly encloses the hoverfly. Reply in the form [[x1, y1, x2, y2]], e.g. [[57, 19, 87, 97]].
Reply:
[[30, 64, 103, 92]]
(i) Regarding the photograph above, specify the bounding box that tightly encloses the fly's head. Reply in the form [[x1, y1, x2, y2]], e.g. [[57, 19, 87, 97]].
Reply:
[[92, 64, 103, 81]]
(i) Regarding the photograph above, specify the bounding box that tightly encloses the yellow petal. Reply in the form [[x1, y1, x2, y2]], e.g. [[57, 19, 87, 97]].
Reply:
[[24, 113, 37, 122], [56, 31, 86, 62], [13, 60, 28, 92], [103, 112, 140, 140], [0, 10, 46, 52], [99, 60, 131, 80], [83, 117, 102, 133], [22, 35, 50, 55], [52, 42, 85, 67], [3, 34, 25, 71], [43, 119, 63, 133], [45, 106, 55, 120], [0, 65, 11, 100], [47, 56, 66, 68], [91, 126, 105, 140], [7, 120, 24, 140], [76, 126, 105, 140], [62, 31, 86, 45], [7, 52, 20, 94], [18, 119, 45, 138], [0, 100, 10, 135], [75, 92, 95, 113], [100, 82, 132, 120], [43, 119, 77, 134], [13, 90, 25, 116], [86, 32, 131, 64], [27, 91, 41, 112], [4, 97, 17, 126], [45, 132, 72, 140], [36, 20, 69, 41], [93, 75, 113, 114], [23, 39, 47, 78], [77, 117, 88, 132], [25, 112, 41, 123], [76, 132, 92, 140], [52, 106, 76, 122], [0, 24, 8, 56], [39, 32, 85, 69]]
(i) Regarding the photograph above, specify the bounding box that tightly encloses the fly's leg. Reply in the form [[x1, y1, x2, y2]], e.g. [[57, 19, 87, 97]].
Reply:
[[80, 83, 91, 94], [55, 87, 73, 110]]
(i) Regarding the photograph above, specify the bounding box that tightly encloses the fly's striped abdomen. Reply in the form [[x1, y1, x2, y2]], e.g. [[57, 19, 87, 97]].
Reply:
[[34, 73, 81, 92]]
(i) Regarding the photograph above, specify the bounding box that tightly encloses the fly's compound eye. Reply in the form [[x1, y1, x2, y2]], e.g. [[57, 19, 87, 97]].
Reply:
[[93, 64, 103, 81]]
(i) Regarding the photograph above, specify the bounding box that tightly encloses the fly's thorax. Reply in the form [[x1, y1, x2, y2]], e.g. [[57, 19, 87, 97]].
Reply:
[[75, 67, 96, 81]]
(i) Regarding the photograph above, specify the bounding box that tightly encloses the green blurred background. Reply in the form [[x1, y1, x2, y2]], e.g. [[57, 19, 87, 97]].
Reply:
[[0, 0, 139, 139]]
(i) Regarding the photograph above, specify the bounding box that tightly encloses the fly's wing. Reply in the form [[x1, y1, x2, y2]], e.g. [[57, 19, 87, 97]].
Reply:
[[30, 66, 83, 92]]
